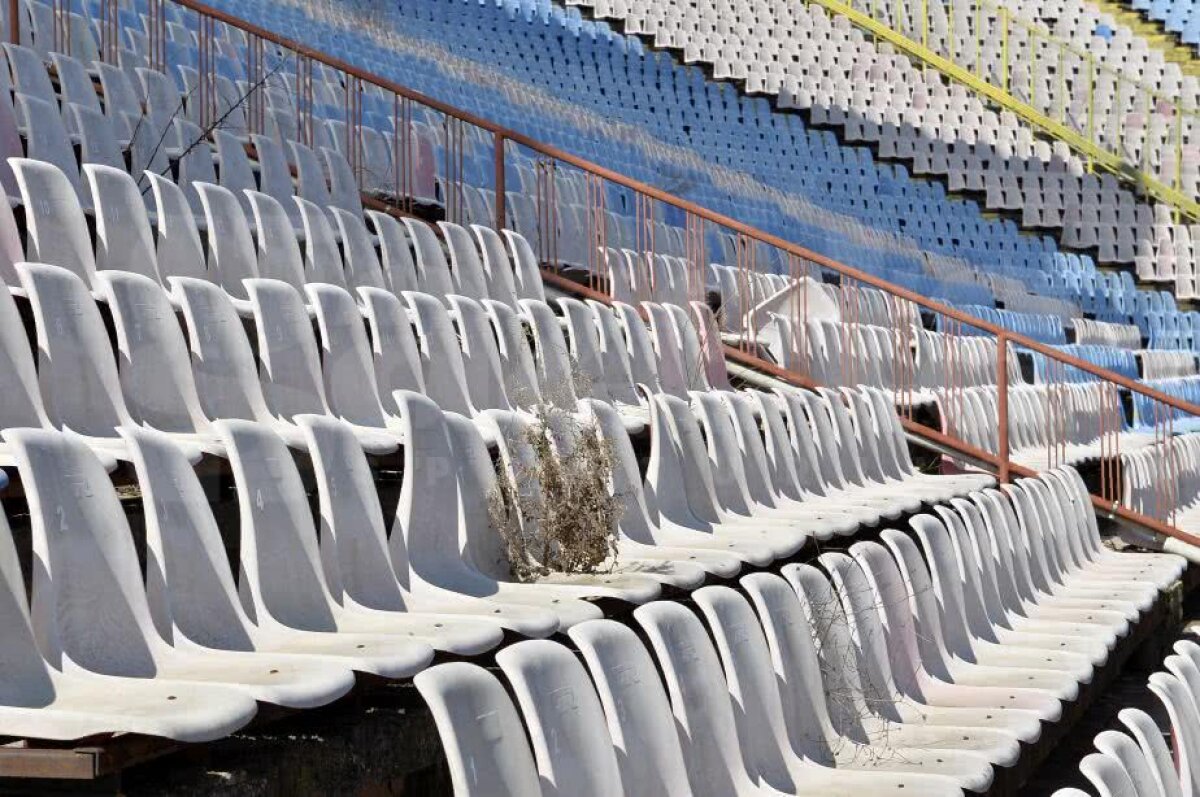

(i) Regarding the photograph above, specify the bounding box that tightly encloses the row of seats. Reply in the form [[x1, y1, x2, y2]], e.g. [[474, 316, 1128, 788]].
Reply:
[[1073, 318, 1145, 349], [419, 466, 1184, 796], [0, 0, 1188, 777], [1130, 0, 1200, 49], [939, 382, 1156, 471], [1053, 639, 1200, 796], [1122, 431, 1200, 529], [769, 316, 1020, 400], [1131, 377, 1200, 433]]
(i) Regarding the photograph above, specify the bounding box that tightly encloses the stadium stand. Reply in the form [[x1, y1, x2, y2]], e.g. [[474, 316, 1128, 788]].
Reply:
[[559, 0, 1200, 292], [1132, 0, 1200, 50], [0, 0, 1194, 792], [176, 0, 1200, 331]]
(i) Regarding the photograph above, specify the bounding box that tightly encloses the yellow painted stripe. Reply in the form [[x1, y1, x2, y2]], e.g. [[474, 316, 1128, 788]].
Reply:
[[806, 0, 1200, 220]]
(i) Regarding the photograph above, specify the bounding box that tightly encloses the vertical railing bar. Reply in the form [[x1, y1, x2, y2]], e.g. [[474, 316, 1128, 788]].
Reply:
[[997, 331, 1009, 483], [494, 131, 506, 231]]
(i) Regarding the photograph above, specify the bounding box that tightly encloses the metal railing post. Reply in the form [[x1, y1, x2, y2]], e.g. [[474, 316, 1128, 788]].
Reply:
[[494, 131, 506, 231], [997, 331, 1010, 483]]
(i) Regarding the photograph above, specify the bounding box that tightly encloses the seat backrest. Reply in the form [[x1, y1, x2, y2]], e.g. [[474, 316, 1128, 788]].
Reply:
[[214, 129, 257, 210], [976, 488, 1050, 611], [245, 278, 330, 419], [368, 210, 420, 294], [664, 303, 709, 393], [172, 119, 217, 211], [404, 290, 475, 416], [145, 171, 207, 282], [781, 562, 877, 739], [520, 298, 580, 408], [612, 301, 663, 394], [18, 262, 130, 437], [588, 301, 641, 405], [568, 619, 693, 797], [215, 418, 337, 631], [1093, 730, 1163, 797], [8, 427, 162, 674], [648, 393, 725, 527], [414, 662, 544, 797], [96, 270, 211, 435], [195, 182, 260, 298], [123, 425, 255, 650], [817, 552, 903, 721], [816, 387, 870, 486], [294, 196, 348, 288], [772, 389, 836, 495], [689, 391, 756, 515], [288, 140, 331, 209], [171, 276, 274, 423], [439, 221, 490, 301], [246, 190, 307, 290], [471, 225, 520, 308], [1118, 707, 1184, 797], [633, 600, 764, 797], [582, 398, 660, 543], [558, 297, 614, 403], [751, 391, 804, 501], [496, 640, 624, 797], [331, 207, 387, 291], [1079, 751, 1141, 797], [0, 276, 47, 429], [741, 571, 842, 765], [482, 299, 542, 409], [11, 157, 95, 285], [16, 94, 82, 199], [298, 414, 406, 610], [643, 302, 689, 398], [502, 228, 546, 302], [794, 390, 851, 489], [395, 393, 499, 591], [0, 501, 55, 703], [722, 391, 789, 509], [0, 175, 22, 286], [306, 283, 389, 428], [137, 66, 181, 122], [322, 147, 363, 217], [404, 218, 455, 298], [693, 585, 807, 791], [251, 133, 294, 209], [50, 52, 99, 112], [690, 301, 734, 391], [96, 62, 141, 119], [852, 536, 945, 695], [448, 294, 512, 412], [1150, 671, 1200, 795], [357, 287, 426, 414], [84, 164, 161, 283], [68, 104, 125, 172], [839, 388, 891, 485], [445, 408, 518, 581]]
